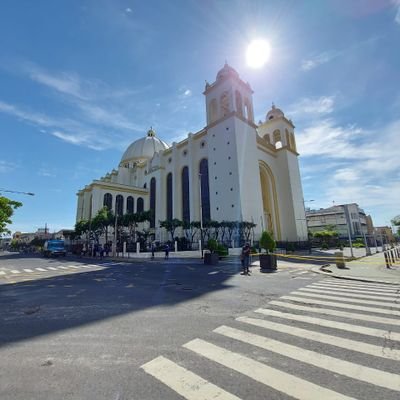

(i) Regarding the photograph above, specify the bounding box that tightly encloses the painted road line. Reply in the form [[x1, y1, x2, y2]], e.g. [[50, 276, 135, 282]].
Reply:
[[0, 271, 5, 275], [184, 339, 357, 400], [293, 271, 310, 275], [298, 287, 399, 302], [23, 269, 34, 273], [308, 283, 399, 297], [57, 266, 69, 270], [141, 356, 241, 400], [35, 268, 47, 272], [236, 316, 400, 360], [323, 278, 399, 287], [282, 295, 400, 317], [69, 265, 80, 269], [214, 325, 400, 392], [290, 291, 400, 310], [10, 270, 21, 274], [47, 267, 58, 271], [254, 308, 400, 342], [270, 300, 400, 326], [322, 280, 399, 291]]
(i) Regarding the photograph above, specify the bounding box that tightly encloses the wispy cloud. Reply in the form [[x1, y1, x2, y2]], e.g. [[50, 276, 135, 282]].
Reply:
[[288, 96, 335, 117], [301, 51, 340, 71], [0, 160, 18, 173], [393, 1, 400, 24], [38, 167, 56, 178]]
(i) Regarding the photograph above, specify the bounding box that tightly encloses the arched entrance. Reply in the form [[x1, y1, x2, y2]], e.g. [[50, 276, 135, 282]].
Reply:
[[259, 161, 281, 240]]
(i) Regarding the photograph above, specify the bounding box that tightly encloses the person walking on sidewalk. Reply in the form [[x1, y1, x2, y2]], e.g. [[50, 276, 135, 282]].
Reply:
[[241, 243, 251, 275], [164, 243, 169, 260]]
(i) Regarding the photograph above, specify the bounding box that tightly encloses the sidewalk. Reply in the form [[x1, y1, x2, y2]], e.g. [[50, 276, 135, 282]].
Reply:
[[310, 252, 400, 285]]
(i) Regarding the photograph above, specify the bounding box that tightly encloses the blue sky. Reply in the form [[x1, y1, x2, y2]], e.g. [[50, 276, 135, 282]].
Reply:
[[1, 0, 399, 234]]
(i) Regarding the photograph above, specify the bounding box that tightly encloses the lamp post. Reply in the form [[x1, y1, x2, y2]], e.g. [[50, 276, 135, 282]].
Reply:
[[302, 199, 314, 241], [199, 173, 203, 258]]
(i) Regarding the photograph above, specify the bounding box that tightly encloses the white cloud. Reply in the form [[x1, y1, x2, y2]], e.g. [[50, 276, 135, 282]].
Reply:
[[38, 168, 56, 177], [126, 7, 132, 13], [184, 89, 192, 96], [393, 1, 400, 24], [288, 96, 335, 117], [0, 160, 18, 173], [301, 51, 339, 71]]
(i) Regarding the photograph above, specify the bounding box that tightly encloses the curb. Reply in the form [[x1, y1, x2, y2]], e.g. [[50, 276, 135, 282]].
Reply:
[[311, 264, 400, 286]]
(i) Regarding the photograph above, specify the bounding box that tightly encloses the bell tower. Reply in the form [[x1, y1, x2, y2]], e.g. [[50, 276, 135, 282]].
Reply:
[[204, 62, 255, 126]]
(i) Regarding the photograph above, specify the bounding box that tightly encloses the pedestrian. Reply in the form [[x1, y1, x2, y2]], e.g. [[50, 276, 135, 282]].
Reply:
[[99, 244, 104, 259], [164, 243, 169, 260], [151, 242, 155, 260], [241, 243, 251, 275]]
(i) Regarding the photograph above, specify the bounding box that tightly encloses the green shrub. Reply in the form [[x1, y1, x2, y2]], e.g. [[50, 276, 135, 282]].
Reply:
[[352, 242, 365, 248], [216, 244, 228, 257], [207, 239, 218, 253], [259, 231, 276, 253], [321, 242, 329, 250]]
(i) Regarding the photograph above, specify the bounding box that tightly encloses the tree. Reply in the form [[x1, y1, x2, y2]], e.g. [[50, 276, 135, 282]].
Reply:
[[92, 207, 114, 243], [259, 231, 276, 254], [74, 220, 90, 238], [240, 221, 257, 243], [0, 196, 22, 236], [392, 215, 400, 235], [159, 219, 183, 241]]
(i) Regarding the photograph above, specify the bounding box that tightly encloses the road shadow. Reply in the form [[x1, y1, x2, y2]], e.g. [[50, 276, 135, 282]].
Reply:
[[0, 258, 240, 347], [277, 250, 337, 266]]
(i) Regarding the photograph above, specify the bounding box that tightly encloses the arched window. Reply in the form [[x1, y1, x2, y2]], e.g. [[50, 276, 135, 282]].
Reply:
[[127, 196, 134, 214], [220, 91, 229, 117], [244, 98, 254, 122], [290, 132, 297, 152], [209, 98, 218, 123], [116, 195, 123, 216], [166, 172, 173, 221], [182, 166, 190, 222], [150, 178, 156, 227], [103, 193, 112, 210], [235, 90, 243, 117], [263, 134, 271, 144], [199, 159, 210, 222], [273, 129, 282, 149], [137, 197, 144, 213]]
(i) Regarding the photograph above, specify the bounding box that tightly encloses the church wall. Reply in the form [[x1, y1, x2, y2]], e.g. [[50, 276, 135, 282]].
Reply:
[[233, 117, 264, 234], [206, 117, 243, 222]]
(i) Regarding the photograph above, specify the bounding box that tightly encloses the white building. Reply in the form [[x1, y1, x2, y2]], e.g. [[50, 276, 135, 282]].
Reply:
[[306, 203, 368, 239], [76, 63, 307, 242]]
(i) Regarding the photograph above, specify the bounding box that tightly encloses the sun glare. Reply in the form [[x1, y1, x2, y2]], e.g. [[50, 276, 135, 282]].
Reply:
[[246, 39, 271, 68]]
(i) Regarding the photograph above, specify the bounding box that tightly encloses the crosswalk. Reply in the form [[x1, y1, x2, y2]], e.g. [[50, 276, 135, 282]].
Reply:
[[0, 261, 122, 279], [141, 278, 400, 399]]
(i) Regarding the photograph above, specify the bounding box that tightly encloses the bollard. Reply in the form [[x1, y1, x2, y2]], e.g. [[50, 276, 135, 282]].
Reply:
[[174, 240, 178, 253], [334, 251, 346, 269], [136, 242, 140, 254], [384, 251, 391, 268], [123, 242, 127, 257]]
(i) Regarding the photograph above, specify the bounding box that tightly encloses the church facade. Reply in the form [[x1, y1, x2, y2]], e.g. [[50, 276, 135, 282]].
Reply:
[[76, 63, 307, 242]]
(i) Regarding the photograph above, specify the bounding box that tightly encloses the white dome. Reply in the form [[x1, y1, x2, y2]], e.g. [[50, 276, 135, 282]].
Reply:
[[216, 62, 239, 81], [266, 104, 284, 121], [120, 128, 169, 164]]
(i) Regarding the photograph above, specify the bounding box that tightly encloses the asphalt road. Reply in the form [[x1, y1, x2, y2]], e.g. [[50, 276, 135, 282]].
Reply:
[[0, 253, 399, 400]]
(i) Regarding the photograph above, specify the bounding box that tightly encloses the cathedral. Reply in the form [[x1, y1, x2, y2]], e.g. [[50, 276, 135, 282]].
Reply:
[[76, 63, 307, 242]]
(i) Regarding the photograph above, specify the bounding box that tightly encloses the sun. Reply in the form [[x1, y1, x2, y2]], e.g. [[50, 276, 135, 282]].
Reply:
[[246, 39, 271, 68]]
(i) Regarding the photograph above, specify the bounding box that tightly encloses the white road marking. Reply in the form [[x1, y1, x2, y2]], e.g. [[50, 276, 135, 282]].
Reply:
[[47, 267, 58, 271], [57, 266, 68, 270], [290, 291, 400, 310], [141, 356, 241, 400], [236, 316, 400, 360], [10, 270, 21, 274], [322, 280, 399, 291], [68, 265, 80, 269], [254, 308, 400, 341], [35, 268, 47, 272], [270, 300, 400, 325], [281, 292, 400, 317], [184, 339, 357, 400], [0, 271, 5, 275], [308, 283, 399, 297], [214, 325, 400, 392], [293, 270, 310, 275], [298, 287, 399, 302], [23, 269, 34, 273]]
